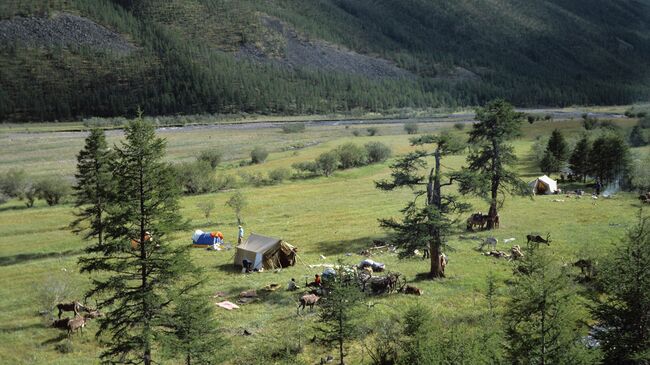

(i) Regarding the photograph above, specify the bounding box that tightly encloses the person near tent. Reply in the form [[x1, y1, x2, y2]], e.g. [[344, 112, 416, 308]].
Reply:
[[287, 278, 299, 291], [595, 180, 602, 195], [241, 259, 253, 273], [238, 225, 244, 244]]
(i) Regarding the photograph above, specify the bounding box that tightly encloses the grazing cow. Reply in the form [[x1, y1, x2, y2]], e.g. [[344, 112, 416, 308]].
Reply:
[[526, 233, 551, 246], [297, 294, 320, 314], [56, 301, 88, 319], [479, 237, 498, 251], [401, 285, 423, 296], [67, 315, 90, 337]]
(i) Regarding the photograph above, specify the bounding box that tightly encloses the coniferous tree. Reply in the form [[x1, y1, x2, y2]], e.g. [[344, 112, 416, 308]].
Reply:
[[318, 268, 364, 365], [588, 134, 630, 184], [569, 135, 591, 183], [71, 128, 113, 245], [539, 129, 568, 175], [456, 99, 528, 229], [629, 125, 647, 147], [593, 213, 650, 364], [161, 292, 224, 365], [505, 247, 599, 365], [377, 132, 469, 278], [79, 117, 195, 365]]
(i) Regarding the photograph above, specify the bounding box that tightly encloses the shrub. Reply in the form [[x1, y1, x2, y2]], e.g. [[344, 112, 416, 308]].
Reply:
[[352, 130, 361, 137], [365, 141, 392, 163], [527, 115, 536, 124], [337, 143, 368, 169], [281, 123, 306, 133], [316, 151, 340, 177], [55, 340, 74, 354], [292, 161, 320, 176], [268, 167, 292, 183], [35, 176, 70, 206], [582, 115, 598, 130], [174, 161, 215, 195], [453, 122, 465, 130], [0, 168, 28, 198], [251, 146, 269, 164], [197, 150, 223, 170], [367, 127, 379, 136], [404, 122, 419, 135], [214, 173, 239, 190], [640, 116, 650, 129], [238, 171, 265, 186], [0, 192, 8, 205]]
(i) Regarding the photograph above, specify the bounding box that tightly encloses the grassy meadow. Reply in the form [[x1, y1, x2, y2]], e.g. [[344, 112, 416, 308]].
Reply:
[[0, 116, 647, 364]]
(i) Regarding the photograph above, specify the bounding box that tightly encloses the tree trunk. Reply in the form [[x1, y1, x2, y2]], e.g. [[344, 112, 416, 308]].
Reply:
[[139, 165, 151, 365], [428, 148, 445, 278], [487, 140, 500, 230]]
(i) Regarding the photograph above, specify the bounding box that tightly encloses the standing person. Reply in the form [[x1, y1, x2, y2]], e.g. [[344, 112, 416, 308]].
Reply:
[[238, 225, 244, 244], [595, 180, 602, 195]]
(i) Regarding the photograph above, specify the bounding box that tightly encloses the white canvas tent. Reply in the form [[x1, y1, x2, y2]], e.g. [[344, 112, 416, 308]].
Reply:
[[234, 233, 297, 271], [529, 175, 558, 195]]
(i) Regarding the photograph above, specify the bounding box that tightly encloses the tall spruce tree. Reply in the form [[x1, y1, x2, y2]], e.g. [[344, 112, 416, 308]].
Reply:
[[71, 128, 112, 246], [593, 213, 650, 364], [569, 135, 591, 183], [505, 247, 599, 365], [79, 117, 195, 365], [377, 132, 469, 278], [456, 99, 528, 229]]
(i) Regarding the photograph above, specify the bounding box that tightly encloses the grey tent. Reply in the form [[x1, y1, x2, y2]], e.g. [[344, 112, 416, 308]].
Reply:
[[233, 233, 297, 270]]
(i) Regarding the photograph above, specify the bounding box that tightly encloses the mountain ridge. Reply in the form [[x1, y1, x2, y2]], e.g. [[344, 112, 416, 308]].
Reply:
[[1, 0, 649, 122]]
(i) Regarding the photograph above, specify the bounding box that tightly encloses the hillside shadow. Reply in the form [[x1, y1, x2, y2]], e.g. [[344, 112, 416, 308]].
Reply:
[[0, 204, 30, 213], [214, 262, 240, 273], [0, 249, 82, 267], [312, 236, 387, 256]]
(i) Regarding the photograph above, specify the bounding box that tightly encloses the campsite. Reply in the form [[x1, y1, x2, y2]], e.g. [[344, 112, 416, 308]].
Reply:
[[0, 110, 649, 364]]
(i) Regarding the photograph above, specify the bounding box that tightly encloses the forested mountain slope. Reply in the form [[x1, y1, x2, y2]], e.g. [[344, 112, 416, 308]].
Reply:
[[1, 0, 649, 122]]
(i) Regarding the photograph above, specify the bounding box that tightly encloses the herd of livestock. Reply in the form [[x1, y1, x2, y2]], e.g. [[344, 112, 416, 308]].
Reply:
[[50, 301, 102, 337]]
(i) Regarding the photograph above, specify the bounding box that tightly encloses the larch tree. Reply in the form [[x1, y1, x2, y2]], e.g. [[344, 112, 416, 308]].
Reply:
[[505, 247, 599, 365], [71, 128, 113, 246], [588, 133, 630, 184], [540, 129, 568, 175], [593, 213, 650, 364], [79, 117, 197, 365], [377, 132, 469, 278], [456, 99, 528, 229]]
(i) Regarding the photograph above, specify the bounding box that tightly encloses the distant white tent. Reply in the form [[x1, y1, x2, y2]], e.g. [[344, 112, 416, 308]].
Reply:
[[529, 175, 558, 195]]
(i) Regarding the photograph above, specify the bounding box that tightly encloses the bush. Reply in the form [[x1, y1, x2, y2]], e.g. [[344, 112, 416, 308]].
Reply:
[[0, 192, 8, 205], [582, 115, 598, 130], [55, 340, 74, 354], [367, 127, 379, 136], [281, 123, 306, 133], [365, 142, 392, 163], [527, 115, 536, 124], [35, 176, 70, 206], [174, 161, 215, 195], [197, 150, 223, 170], [268, 167, 292, 183], [454, 122, 466, 130], [404, 122, 419, 134], [316, 151, 340, 176], [0, 168, 28, 198], [292, 161, 320, 177], [214, 173, 239, 190], [337, 143, 368, 169], [251, 146, 269, 164], [238, 171, 267, 187], [352, 130, 361, 137]]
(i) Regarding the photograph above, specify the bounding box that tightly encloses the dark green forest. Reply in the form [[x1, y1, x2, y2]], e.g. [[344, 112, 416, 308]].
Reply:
[[1, 0, 649, 122]]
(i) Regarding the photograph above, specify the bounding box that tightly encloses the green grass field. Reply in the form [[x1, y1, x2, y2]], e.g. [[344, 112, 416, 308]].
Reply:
[[0, 117, 647, 364]]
